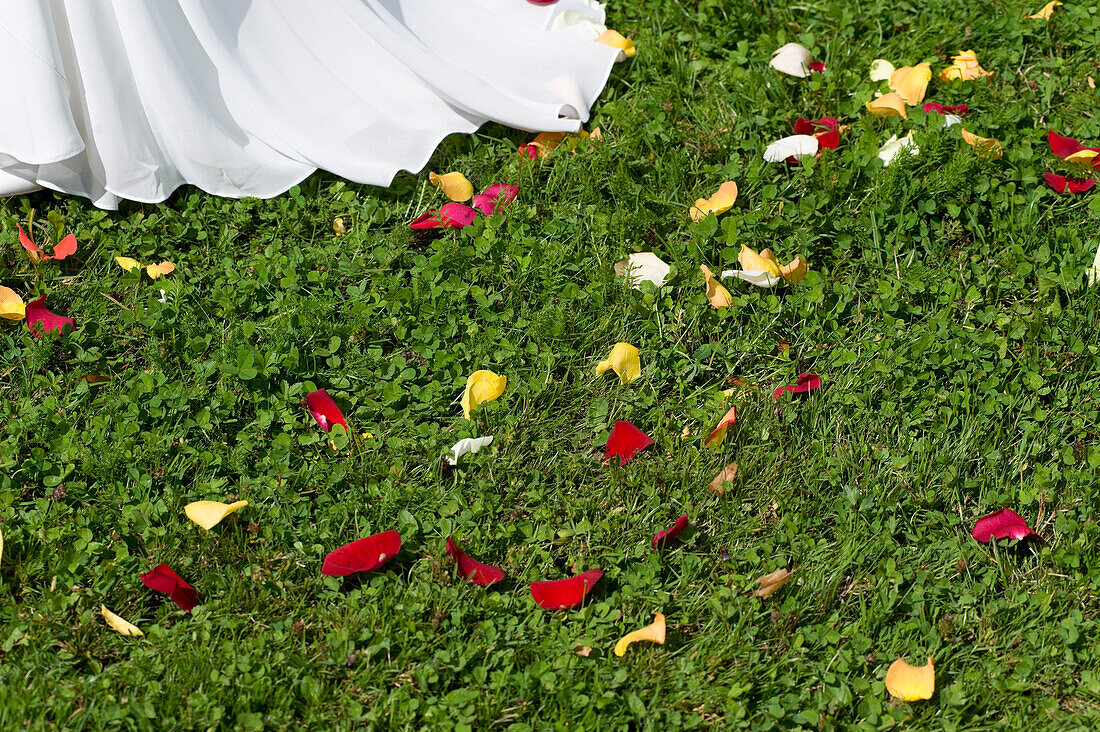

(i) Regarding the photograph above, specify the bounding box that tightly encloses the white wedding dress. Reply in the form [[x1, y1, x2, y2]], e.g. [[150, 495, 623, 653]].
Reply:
[[0, 0, 618, 208]]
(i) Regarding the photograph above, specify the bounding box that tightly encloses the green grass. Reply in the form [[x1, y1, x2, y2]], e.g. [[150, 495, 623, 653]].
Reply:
[[3, 0, 1100, 728]]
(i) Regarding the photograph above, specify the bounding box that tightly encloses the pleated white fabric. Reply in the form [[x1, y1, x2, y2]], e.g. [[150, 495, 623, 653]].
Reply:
[[0, 0, 617, 208]]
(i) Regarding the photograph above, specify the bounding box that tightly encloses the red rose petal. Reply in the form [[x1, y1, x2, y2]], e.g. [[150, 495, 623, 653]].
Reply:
[[518, 144, 540, 159], [530, 568, 603, 610], [1047, 131, 1100, 167], [705, 405, 738, 447], [1043, 172, 1096, 194], [409, 203, 478, 229], [322, 530, 401, 576], [923, 102, 969, 116], [17, 226, 77, 261], [653, 515, 690, 549], [305, 388, 348, 432], [140, 564, 201, 612], [815, 129, 840, 151], [472, 184, 519, 215], [772, 373, 821, 399], [445, 537, 505, 587], [25, 295, 74, 337], [793, 116, 839, 135], [808, 61, 826, 72], [971, 508, 1036, 543], [603, 420, 654, 466]]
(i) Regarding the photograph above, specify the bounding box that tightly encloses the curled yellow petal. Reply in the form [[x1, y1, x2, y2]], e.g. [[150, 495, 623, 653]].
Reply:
[[145, 262, 176, 280], [780, 256, 809, 283], [690, 181, 738, 221], [101, 605, 144, 637], [739, 245, 781, 278], [889, 62, 931, 105], [754, 568, 794, 598], [865, 92, 908, 119], [700, 265, 732, 309], [960, 128, 1003, 160], [185, 500, 249, 531], [939, 50, 992, 81], [614, 613, 666, 656], [115, 256, 141, 273], [705, 405, 738, 448], [428, 172, 474, 202], [1029, 1, 1062, 19], [596, 29, 636, 59], [1065, 149, 1099, 164], [596, 342, 641, 384], [885, 657, 935, 701], [462, 369, 507, 419], [0, 286, 26, 320]]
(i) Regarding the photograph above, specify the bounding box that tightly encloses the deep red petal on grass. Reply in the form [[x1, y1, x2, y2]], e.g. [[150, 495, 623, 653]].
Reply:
[[518, 144, 541, 159], [793, 117, 839, 135], [305, 389, 348, 432], [1047, 131, 1100, 164], [25, 295, 74, 337], [653, 515, 690, 548], [445, 538, 505, 587], [530, 569, 603, 609], [923, 102, 969, 116], [972, 509, 1036, 543], [409, 203, 478, 229], [815, 129, 840, 150], [603, 420, 654, 466], [808, 61, 826, 72], [141, 564, 200, 612], [322, 530, 401, 576], [472, 184, 519, 215], [1043, 172, 1096, 194], [772, 373, 821, 399]]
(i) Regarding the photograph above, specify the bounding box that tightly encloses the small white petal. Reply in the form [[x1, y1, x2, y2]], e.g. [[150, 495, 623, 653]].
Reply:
[[1089, 240, 1100, 287], [614, 252, 671, 289], [721, 269, 781, 288], [446, 436, 494, 466], [157, 289, 167, 303], [942, 114, 963, 128], [769, 43, 813, 78], [763, 134, 819, 163], [869, 59, 896, 81], [877, 133, 919, 166]]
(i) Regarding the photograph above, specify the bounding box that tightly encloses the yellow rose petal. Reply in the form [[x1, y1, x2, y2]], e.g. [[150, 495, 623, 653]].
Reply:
[[739, 245, 782, 278], [101, 605, 144, 637], [960, 128, 1003, 160], [704, 405, 738, 448], [145, 262, 176, 280], [1065, 149, 1099, 164], [428, 172, 474, 202], [184, 500, 249, 531], [780, 256, 809, 283], [690, 181, 738, 221], [865, 92, 908, 119], [613, 613, 666, 656], [462, 370, 507, 419], [885, 657, 936, 701], [939, 50, 993, 81], [700, 265, 732, 309], [889, 62, 931, 105], [0, 286, 26, 320], [596, 29, 636, 59], [1029, 0, 1062, 19], [115, 256, 141, 273], [595, 342, 641, 384]]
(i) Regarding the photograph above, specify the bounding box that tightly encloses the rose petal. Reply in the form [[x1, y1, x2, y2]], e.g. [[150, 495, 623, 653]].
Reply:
[[409, 203, 478, 229], [614, 252, 670, 289], [595, 29, 635, 60], [24, 295, 74, 338], [808, 61, 826, 73], [1029, 0, 1062, 19], [445, 537, 505, 587], [305, 389, 348, 433], [889, 63, 931, 105], [140, 564, 200, 612], [603, 420, 654, 466], [769, 43, 814, 78], [878, 133, 920, 166], [322, 530, 401, 576], [869, 59, 896, 82], [596, 342, 641, 384], [885, 657, 936, 701], [0, 286, 25, 320], [115, 256, 142, 272], [653, 516, 689, 549], [739, 245, 782, 277], [708, 463, 738, 496], [865, 92, 908, 119], [52, 234, 77, 260], [428, 171, 474, 202], [923, 102, 969, 116], [530, 568, 603, 610], [613, 613, 666, 656], [471, 184, 519, 215], [960, 128, 1003, 160], [814, 129, 840, 151], [700, 265, 733, 308], [145, 262, 176, 280], [184, 500, 249, 531], [17, 224, 41, 259], [1043, 172, 1096, 194], [754, 568, 794, 598], [780, 256, 809, 283], [939, 50, 993, 81], [705, 406, 738, 448], [461, 370, 507, 420], [725, 269, 780, 287], [690, 181, 738, 221], [971, 508, 1036, 542], [1047, 131, 1100, 168], [764, 135, 819, 163], [101, 605, 144, 637], [772, 373, 821, 399], [446, 436, 494, 466]]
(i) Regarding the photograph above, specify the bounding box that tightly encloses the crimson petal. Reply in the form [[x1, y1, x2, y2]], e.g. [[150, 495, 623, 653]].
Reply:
[[603, 420, 654, 466], [409, 203, 479, 229], [322, 530, 401, 576], [972, 508, 1036, 543], [140, 564, 201, 612], [530, 568, 603, 610], [472, 184, 519, 215], [808, 61, 826, 72], [1047, 131, 1100, 165], [445, 537, 505, 587], [772, 373, 821, 399], [305, 388, 348, 432], [653, 515, 690, 549], [815, 129, 840, 150], [923, 102, 969, 116], [25, 295, 74, 337], [1043, 172, 1096, 194]]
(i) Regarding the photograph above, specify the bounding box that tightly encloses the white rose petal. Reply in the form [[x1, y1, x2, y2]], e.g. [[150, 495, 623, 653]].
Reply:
[[446, 436, 494, 466], [614, 252, 671, 289], [764, 134, 819, 163], [942, 114, 963, 128], [769, 43, 813, 78], [877, 133, 919, 166], [721, 269, 781, 288]]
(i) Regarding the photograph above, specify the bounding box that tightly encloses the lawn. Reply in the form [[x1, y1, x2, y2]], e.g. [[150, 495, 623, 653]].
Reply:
[[3, 0, 1100, 729]]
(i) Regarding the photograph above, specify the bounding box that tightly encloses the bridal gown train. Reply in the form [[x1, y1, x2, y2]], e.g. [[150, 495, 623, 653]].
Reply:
[[0, 0, 619, 208]]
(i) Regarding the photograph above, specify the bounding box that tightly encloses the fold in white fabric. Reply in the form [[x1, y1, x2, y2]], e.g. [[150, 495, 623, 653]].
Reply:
[[0, 0, 617, 208]]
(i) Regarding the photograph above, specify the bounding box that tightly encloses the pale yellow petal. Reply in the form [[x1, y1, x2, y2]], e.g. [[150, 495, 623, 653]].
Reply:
[[869, 59, 896, 82], [185, 500, 249, 531], [613, 613, 666, 656], [462, 370, 507, 419], [1065, 150, 1099, 164], [115, 256, 141, 273], [1029, 0, 1062, 19], [145, 262, 176, 280], [865, 92, 908, 119], [754, 568, 794, 598], [885, 657, 936, 701], [428, 172, 474, 202], [739, 245, 781, 277], [889, 62, 931, 105], [101, 605, 144, 637], [595, 29, 636, 59], [0, 286, 26, 320], [596, 342, 641, 384], [700, 265, 732, 309]]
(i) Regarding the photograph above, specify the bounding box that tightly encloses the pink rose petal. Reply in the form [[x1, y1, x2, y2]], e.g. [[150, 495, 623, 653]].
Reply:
[[472, 184, 519, 215], [25, 295, 74, 337], [972, 508, 1036, 543]]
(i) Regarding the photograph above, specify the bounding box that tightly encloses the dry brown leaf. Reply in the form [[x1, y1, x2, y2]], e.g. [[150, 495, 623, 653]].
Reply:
[[708, 463, 738, 495], [574, 644, 592, 657]]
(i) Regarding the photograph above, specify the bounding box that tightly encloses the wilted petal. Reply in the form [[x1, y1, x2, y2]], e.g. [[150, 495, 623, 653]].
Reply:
[[429, 171, 474, 202], [613, 613, 666, 656], [865, 92, 908, 119], [869, 59, 896, 81], [0, 286, 25, 320], [754, 568, 794, 598], [653, 516, 689, 548], [184, 500, 249, 531], [145, 262, 176, 280], [764, 135, 819, 163], [690, 181, 738, 221], [960, 128, 1003, 160], [25, 295, 73, 337], [1028, 1, 1061, 20], [878, 132, 919, 166], [1043, 172, 1096, 194], [773, 373, 821, 399], [971, 508, 1036, 542], [603, 420, 654, 466], [595, 29, 635, 60], [445, 537, 505, 587], [305, 389, 348, 432], [461, 370, 507, 419], [770, 42, 813, 77], [889, 62, 931, 105], [596, 342, 641, 384], [471, 184, 519, 215], [530, 569, 603, 609], [322, 530, 401, 576], [700, 265, 733, 308], [885, 658, 935, 701], [708, 463, 738, 496], [446, 436, 494, 466], [614, 252, 670, 288], [140, 564, 200, 612], [114, 256, 141, 272], [705, 406, 738, 448], [101, 605, 144, 637]]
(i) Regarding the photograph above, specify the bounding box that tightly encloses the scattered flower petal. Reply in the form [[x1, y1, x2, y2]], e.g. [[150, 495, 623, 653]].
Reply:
[[865, 92, 908, 119], [690, 181, 738, 221], [1029, 0, 1061, 19], [780, 256, 809, 283], [700, 265, 733, 309], [574, 645, 592, 657], [595, 29, 635, 60], [446, 436, 494, 466], [773, 373, 821, 399], [763, 135, 819, 163], [705, 406, 738, 448], [101, 605, 144, 637], [409, 202, 479, 229], [471, 184, 519, 215], [445, 537, 505, 587], [429, 171, 474, 202], [739, 245, 781, 277], [923, 102, 969, 116], [18, 225, 76, 262], [305, 389, 348, 432], [971, 508, 1036, 542], [939, 50, 993, 81], [1047, 131, 1100, 167], [596, 342, 642, 384], [614, 613, 666, 656], [140, 564, 200, 612], [869, 59, 896, 81], [145, 263, 176, 280], [754, 568, 794, 598], [653, 516, 690, 548], [333, 217, 346, 235], [0, 286, 25, 320], [770, 42, 814, 77], [942, 114, 963, 128], [462, 370, 507, 420], [185, 500, 249, 531], [726, 269, 780, 287], [530, 568, 603, 610], [604, 420, 654, 466], [614, 252, 670, 288], [885, 658, 936, 701], [1043, 172, 1095, 194], [25, 295, 73, 338], [115, 256, 141, 272], [878, 132, 919, 166], [889, 62, 931, 105], [960, 128, 1003, 160], [322, 530, 401, 576], [708, 463, 739, 496]]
